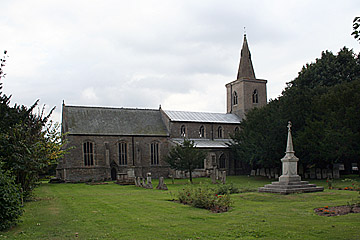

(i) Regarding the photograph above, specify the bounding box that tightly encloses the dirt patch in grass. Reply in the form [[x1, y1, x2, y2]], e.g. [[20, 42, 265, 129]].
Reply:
[[314, 205, 360, 216]]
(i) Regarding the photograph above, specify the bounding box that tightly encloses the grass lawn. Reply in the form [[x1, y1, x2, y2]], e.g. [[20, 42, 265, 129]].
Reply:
[[1, 176, 360, 240]]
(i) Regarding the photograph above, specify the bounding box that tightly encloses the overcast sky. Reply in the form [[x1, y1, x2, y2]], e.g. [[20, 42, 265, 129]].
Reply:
[[1, 0, 359, 123]]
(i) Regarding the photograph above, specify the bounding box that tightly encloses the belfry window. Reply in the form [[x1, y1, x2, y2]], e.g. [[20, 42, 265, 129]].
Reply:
[[199, 125, 205, 138], [180, 125, 186, 137], [233, 91, 238, 105], [252, 89, 258, 103], [151, 142, 159, 165], [217, 126, 223, 138], [83, 142, 94, 166], [119, 142, 127, 165]]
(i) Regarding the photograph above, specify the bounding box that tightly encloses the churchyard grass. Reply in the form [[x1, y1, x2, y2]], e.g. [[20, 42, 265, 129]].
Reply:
[[1, 176, 359, 240]]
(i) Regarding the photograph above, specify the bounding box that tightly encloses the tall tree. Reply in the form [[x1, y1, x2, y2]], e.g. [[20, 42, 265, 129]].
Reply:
[[165, 139, 207, 183]]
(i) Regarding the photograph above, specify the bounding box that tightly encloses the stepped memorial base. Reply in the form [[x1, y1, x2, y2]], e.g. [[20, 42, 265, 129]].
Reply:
[[258, 180, 324, 194]]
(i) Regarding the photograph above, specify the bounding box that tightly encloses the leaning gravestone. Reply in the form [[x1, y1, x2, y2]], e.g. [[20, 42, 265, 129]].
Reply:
[[259, 121, 324, 194], [156, 177, 168, 190]]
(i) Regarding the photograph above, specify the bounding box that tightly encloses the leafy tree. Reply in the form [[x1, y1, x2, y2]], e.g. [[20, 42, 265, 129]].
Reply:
[[352, 17, 360, 43], [165, 139, 207, 183]]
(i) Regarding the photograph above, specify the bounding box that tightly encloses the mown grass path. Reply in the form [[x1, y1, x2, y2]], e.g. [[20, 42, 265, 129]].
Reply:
[[1, 176, 360, 239]]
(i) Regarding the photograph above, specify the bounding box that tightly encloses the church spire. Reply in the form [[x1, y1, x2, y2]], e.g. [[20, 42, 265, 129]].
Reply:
[[237, 34, 256, 80]]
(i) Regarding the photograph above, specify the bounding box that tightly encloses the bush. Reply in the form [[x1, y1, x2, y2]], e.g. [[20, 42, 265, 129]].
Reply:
[[0, 165, 23, 231], [178, 184, 232, 212]]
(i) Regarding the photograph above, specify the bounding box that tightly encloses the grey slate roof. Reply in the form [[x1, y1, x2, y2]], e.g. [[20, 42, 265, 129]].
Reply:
[[63, 105, 169, 136], [171, 138, 232, 149], [163, 110, 241, 123]]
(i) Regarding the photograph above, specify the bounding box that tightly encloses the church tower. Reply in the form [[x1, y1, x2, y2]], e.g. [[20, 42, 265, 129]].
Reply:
[[226, 34, 267, 119]]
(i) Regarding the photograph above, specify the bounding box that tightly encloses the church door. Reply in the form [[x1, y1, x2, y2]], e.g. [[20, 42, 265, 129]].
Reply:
[[111, 168, 117, 181]]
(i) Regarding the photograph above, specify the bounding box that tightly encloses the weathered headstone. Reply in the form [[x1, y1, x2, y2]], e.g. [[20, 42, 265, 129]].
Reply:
[[333, 169, 340, 179], [221, 171, 226, 184], [316, 169, 322, 179], [260, 168, 266, 176], [211, 170, 217, 184], [310, 168, 316, 179], [144, 172, 153, 189], [250, 170, 256, 176], [265, 169, 270, 178], [141, 177, 146, 187], [274, 173, 279, 179], [322, 169, 327, 179], [256, 169, 260, 176], [156, 177, 168, 190], [134, 177, 140, 187]]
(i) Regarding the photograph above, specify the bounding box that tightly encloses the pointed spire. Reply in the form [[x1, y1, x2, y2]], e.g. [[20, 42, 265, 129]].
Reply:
[[237, 34, 256, 80], [285, 121, 294, 154]]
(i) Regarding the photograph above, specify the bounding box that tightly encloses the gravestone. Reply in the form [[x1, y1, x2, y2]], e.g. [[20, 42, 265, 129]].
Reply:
[[260, 168, 266, 176], [259, 121, 324, 194], [134, 177, 140, 187], [156, 177, 168, 190], [333, 169, 340, 179], [250, 170, 256, 176], [141, 177, 146, 187], [316, 169, 322, 179], [256, 169, 260, 176], [322, 169, 327, 179], [266, 169, 270, 178], [221, 171, 226, 184], [211, 170, 217, 184], [310, 168, 316, 179], [144, 172, 153, 189], [274, 173, 279, 179]]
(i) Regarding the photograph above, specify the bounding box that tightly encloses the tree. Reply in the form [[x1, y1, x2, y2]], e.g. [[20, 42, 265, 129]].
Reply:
[[165, 139, 207, 183], [352, 17, 360, 43]]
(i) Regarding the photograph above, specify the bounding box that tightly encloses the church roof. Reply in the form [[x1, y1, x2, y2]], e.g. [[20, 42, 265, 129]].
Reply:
[[237, 34, 256, 79], [171, 138, 232, 149], [62, 105, 169, 136], [163, 110, 241, 123]]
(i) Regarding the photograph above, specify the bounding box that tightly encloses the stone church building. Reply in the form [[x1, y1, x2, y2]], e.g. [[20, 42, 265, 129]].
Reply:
[[56, 35, 267, 182]]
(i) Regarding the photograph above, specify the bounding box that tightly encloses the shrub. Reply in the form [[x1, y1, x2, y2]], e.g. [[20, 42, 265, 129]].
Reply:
[[178, 184, 232, 212], [0, 165, 23, 231]]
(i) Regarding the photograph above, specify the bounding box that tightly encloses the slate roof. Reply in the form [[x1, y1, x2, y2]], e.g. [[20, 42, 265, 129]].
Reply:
[[63, 105, 169, 136], [163, 110, 241, 124], [171, 138, 232, 149]]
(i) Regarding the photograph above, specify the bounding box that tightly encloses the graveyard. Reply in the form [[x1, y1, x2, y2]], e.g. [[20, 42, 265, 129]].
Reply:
[[1, 175, 359, 240]]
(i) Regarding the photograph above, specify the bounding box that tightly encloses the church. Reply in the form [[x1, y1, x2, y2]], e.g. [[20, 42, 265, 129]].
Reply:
[[56, 35, 267, 182]]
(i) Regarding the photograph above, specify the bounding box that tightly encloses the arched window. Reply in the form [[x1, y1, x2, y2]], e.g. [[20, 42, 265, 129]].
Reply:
[[235, 127, 240, 133], [180, 125, 186, 137], [219, 153, 226, 169], [119, 142, 127, 165], [233, 91, 238, 105], [199, 125, 205, 138], [83, 141, 94, 166], [252, 89, 258, 103], [150, 142, 160, 165], [217, 126, 223, 138]]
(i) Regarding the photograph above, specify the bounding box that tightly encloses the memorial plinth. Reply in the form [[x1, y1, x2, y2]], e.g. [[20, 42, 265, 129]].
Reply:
[[258, 121, 324, 194]]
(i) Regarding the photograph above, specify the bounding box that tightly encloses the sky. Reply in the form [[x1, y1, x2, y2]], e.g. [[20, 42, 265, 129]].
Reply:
[[1, 0, 359, 123]]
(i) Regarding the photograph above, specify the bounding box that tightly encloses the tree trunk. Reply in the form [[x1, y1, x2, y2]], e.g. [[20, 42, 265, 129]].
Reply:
[[189, 170, 193, 184]]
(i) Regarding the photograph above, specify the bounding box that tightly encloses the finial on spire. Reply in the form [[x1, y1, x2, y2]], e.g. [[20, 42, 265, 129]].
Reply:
[[287, 121, 292, 132], [244, 27, 246, 36]]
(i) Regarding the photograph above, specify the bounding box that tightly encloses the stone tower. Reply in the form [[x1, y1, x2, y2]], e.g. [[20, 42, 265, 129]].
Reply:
[[226, 34, 267, 119]]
